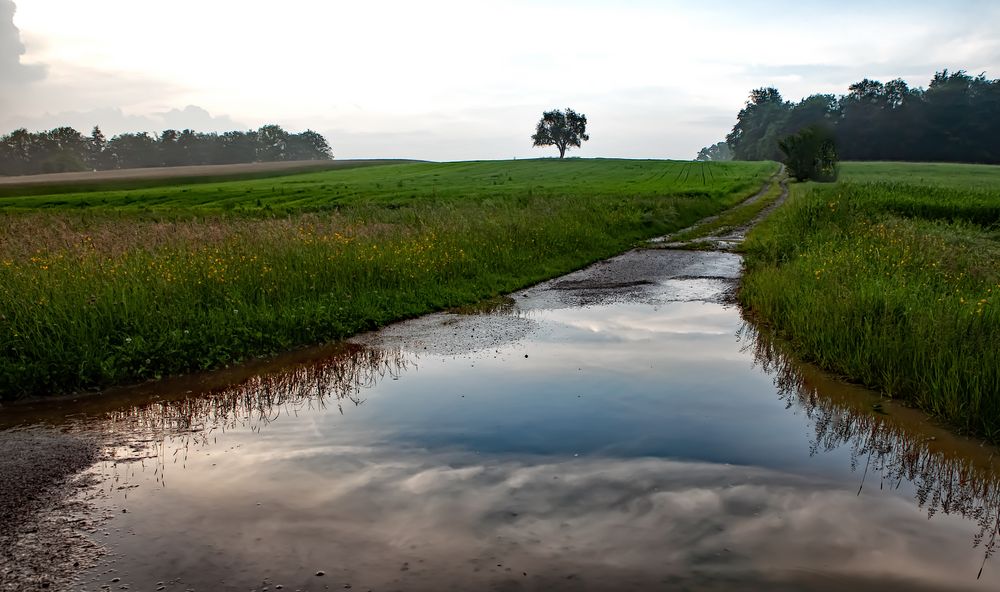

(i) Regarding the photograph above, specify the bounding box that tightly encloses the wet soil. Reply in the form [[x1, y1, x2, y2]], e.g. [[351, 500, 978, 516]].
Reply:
[[653, 171, 790, 251], [0, 429, 106, 591]]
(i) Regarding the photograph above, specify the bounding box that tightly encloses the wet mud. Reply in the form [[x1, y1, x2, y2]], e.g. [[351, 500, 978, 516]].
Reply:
[[0, 428, 106, 591], [654, 171, 790, 251]]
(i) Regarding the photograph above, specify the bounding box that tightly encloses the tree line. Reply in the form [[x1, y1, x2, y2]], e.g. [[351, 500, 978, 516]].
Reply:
[[0, 124, 332, 176], [721, 70, 1000, 164]]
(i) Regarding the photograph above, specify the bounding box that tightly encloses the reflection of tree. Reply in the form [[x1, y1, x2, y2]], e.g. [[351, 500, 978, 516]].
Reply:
[[739, 322, 1000, 577], [94, 344, 410, 488]]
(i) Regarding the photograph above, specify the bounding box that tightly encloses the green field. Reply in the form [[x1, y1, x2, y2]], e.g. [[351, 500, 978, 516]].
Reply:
[[741, 161, 1000, 440], [0, 160, 416, 199], [0, 158, 775, 398], [0, 159, 755, 214]]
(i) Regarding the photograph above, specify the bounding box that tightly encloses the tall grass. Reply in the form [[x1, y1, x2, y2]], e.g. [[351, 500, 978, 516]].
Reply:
[[1, 159, 775, 398], [741, 163, 1000, 439]]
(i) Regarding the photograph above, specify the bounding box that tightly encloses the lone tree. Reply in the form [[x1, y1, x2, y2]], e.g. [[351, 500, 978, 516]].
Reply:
[[531, 108, 589, 158]]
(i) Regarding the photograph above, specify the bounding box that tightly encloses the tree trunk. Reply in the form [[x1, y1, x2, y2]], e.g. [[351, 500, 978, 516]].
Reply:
[[558, 145, 566, 158]]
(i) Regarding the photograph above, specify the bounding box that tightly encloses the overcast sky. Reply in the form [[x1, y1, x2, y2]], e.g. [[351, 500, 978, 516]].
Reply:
[[2, 0, 999, 160]]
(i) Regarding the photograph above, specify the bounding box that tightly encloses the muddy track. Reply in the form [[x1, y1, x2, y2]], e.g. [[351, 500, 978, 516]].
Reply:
[[652, 167, 790, 251]]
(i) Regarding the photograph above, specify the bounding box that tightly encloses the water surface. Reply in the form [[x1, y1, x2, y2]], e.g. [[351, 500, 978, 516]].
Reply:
[[10, 249, 1000, 591]]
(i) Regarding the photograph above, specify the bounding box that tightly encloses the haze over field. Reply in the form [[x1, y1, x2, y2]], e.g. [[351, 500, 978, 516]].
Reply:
[[2, 0, 1000, 160]]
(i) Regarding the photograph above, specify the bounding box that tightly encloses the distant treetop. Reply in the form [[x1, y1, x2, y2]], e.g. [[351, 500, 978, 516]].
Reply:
[[0, 124, 333, 176], [725, 70, 1000, 164], [696, 142, 733, 162]]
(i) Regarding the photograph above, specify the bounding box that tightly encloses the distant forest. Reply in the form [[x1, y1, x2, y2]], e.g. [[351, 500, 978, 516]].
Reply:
[[0, 125, 332, 176], [725, 70, 1000, 164]]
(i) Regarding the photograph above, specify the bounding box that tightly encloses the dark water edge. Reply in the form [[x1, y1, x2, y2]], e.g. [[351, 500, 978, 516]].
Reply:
[[2, 249, 999, 591]]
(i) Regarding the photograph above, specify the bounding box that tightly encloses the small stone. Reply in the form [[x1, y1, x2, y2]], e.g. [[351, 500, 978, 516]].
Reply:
[[111, 578, 121, 583], [316, 571, 325, 577]]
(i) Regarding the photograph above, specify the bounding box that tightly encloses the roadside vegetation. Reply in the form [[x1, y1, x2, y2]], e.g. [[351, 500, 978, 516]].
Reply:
[[740, 161, 1000, 440], [0, 158, 775, 398]]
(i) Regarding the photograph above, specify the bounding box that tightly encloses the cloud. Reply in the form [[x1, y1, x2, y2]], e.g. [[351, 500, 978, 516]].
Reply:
[[1, 105, 246, 135], [0, 0, 44, 89], [5, 0, 1000, 159], [155, 105, 245, 133], [145, 448, 993, 591]]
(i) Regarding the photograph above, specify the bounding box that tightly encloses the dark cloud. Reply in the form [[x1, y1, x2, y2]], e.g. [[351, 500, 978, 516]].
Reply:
[[0, 0, 44, 89]]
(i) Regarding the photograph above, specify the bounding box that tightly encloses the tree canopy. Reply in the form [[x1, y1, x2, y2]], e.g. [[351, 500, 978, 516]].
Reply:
[[725, 70, 1000, 164], [695, 142, 733, 161], [0, 124, 333, 176], [531, 108, 589, 158], [778, 124, 838, 182]]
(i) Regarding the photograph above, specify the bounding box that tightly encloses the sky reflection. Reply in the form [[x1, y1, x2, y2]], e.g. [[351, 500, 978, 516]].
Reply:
[[66, 250, 1000, 590]]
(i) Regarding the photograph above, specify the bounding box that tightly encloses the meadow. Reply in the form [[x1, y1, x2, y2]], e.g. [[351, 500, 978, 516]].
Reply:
[[0, 158, 755, 213], [740, 161, 1000, 440], [0, 158, 775, 398]]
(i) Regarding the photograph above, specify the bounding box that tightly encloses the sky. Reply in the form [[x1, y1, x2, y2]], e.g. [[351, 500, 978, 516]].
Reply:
[[2, 0, 999, 160]]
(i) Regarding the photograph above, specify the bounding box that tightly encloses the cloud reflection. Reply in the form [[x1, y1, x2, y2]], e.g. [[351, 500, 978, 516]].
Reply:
[[63, 276, 1000, 591], [113, 445, 998, 591], [90, 332, 1000, 587]]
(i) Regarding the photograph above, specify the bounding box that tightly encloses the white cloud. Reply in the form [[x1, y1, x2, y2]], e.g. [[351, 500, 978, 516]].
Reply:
[[5, 0, 1000, 159]]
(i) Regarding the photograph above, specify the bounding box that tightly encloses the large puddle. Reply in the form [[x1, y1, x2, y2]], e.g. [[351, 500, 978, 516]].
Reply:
[[5, 249, 1000, 591]]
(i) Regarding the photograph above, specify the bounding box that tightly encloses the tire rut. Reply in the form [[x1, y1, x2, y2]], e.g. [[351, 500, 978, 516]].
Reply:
[[652, 167, 789, 252]]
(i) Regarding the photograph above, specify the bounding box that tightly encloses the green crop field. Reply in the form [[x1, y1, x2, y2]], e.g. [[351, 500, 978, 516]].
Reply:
[[0, 158, 757, 214], [741, 161, 1000, 440], [0, 158, 775, 398], [837, 161, 1000, 189]]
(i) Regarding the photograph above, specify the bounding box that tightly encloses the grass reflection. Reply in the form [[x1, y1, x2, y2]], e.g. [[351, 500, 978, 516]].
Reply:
[[741, 321, 1000, 577], [94, 344, 411, 489], [107, 344, 409, 432]]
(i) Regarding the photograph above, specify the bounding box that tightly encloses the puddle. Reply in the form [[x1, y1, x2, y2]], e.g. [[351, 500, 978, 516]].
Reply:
[[3, 249, 1000, 591]]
